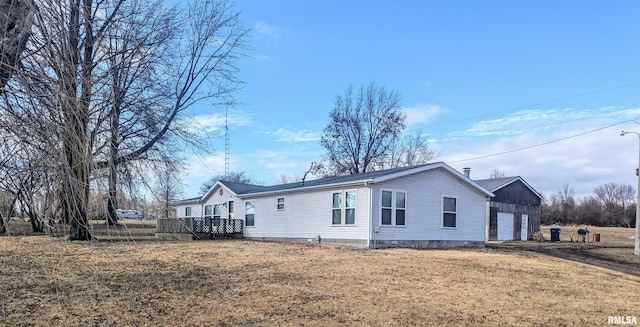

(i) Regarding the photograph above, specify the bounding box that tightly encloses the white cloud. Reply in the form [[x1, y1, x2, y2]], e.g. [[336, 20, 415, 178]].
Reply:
[[254, 21, 281, 39], [404, 104, 447, 125], [189, 111, 253, 134], [266, 128, 320, 142], [452, 106, 640, 139], [440, 117, 639, 200]]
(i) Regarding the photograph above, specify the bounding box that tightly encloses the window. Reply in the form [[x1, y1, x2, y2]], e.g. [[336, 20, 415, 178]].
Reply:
[[380, 190, 406, 226], [332, 192, 342, 224], [185, 206, 192, 217], [204, 205, 212, 218], [213, 204, 221, 226], [396, 192, 406, 226], [245, 201, 255, 227], [381, 191, 392, 225], [443, 196, 457, 228], [345, 191, 355, 225], [277, 197, 285, 210], [228, 201, 234, 214], [332, 191, 356, 225]]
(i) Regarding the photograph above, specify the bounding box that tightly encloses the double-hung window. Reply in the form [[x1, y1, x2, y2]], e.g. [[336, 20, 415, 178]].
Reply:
[[442, 196, 457, 228], [245, 201, 255, 227], [332, 191, 356, 225], [332, 193, 342, 224], [380, 190, 406, 226], [345, 191, 355, 224], [277, 197, 285, 210]]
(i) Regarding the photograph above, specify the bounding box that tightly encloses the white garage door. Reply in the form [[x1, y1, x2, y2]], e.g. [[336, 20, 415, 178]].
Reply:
[[497, 212, 514, 241]]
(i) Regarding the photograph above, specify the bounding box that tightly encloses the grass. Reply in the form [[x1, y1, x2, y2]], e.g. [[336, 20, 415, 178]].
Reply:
[[1, 222, 639, 326], [540, 225, 636, 246], [538, 225, 640, 266]]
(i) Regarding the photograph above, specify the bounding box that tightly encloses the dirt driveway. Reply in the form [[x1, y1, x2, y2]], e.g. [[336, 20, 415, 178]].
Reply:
[[487, 241, 640, 277]]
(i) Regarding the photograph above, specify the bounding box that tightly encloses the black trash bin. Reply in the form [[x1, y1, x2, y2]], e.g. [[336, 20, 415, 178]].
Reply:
[[550, 227, 561, 242]]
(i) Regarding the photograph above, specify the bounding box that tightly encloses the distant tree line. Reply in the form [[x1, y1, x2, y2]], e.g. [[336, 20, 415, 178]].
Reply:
[[542, 183, 636, 227]]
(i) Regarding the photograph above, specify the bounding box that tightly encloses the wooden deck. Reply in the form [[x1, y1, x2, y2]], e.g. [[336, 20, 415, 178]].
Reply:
[[156, 218, 243, 240]]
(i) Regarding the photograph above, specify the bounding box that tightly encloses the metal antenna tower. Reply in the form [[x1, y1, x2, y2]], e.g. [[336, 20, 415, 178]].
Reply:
[[224, 106, 230, 179]]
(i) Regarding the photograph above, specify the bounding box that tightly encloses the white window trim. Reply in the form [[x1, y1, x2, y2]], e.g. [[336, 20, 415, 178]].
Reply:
[[331, 190, 357, 226], [276, 197, 285, 211], [245, 200, 256, 228], [442, 195, 457, 229], [379, 189, 407, 227]]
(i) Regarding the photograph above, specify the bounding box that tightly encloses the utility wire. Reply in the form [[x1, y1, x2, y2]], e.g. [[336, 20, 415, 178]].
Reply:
[[446, 120, 631, 164]]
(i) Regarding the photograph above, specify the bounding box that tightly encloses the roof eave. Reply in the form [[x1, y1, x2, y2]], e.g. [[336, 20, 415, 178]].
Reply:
[[237, 178, 374, 198]]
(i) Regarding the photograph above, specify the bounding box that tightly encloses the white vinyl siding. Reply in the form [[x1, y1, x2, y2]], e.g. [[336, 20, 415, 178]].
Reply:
[[380, 189, 406, 226], [371, 168, 487, 242], [242, 187, 369, 242]]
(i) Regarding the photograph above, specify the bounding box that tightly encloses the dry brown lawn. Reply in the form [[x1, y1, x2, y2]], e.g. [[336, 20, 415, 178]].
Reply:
[[2, 231, 639, 326], [540, 225, 636, 246]]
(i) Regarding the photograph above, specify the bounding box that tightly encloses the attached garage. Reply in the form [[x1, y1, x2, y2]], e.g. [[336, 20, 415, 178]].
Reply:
[[475, 176, 542, 241]]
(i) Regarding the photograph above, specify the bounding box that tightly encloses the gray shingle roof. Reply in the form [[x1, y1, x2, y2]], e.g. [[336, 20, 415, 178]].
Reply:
[[474, 176, 520, 192], [218, 180, 266, 194], [226, 163, 436, 195], [177, 162, 494, 202], [475, 176, 542, 199]]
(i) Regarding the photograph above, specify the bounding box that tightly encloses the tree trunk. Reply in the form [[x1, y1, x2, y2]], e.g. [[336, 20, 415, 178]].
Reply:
[[0, 0, 35, 89], [0, 212, 6, 235], [106, 74, 122, 226], [63, 0, 93, 241]]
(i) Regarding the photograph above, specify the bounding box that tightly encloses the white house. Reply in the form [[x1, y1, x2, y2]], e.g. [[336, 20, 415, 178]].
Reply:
[[173, 162, 494, 248]]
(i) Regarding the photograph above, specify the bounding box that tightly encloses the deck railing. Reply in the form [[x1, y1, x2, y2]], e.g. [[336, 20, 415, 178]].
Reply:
[[156, 217, 243, 239]]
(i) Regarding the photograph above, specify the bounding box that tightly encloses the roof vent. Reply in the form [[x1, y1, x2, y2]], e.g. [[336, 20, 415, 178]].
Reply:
[[463, 167, 471, 178]]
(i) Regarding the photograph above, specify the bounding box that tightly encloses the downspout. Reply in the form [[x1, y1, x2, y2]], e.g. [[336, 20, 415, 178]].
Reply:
[[365, 181, 374, 249], [485, 197, 490, 244]]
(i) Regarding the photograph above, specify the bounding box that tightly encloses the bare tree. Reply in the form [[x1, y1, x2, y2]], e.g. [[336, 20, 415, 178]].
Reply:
[[594, 182, 636, 226], [0, 0, 36, 90], [379, 132, 438, 169], [153, 165, 184, 220], [318, 83, 405, 175], [490, 169, 506, 179], [278, 173, 303, 184], [0, 0, 248, 239]]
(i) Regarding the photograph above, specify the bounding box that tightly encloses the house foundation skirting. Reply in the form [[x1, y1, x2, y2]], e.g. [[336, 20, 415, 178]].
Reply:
[[370, 239, 485, 249], [244, 237, 484, 249], [245, 236, 369, 247]]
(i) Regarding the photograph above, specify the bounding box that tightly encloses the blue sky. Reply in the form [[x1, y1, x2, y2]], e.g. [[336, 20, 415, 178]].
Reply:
[[180, 0, 640, 200]]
